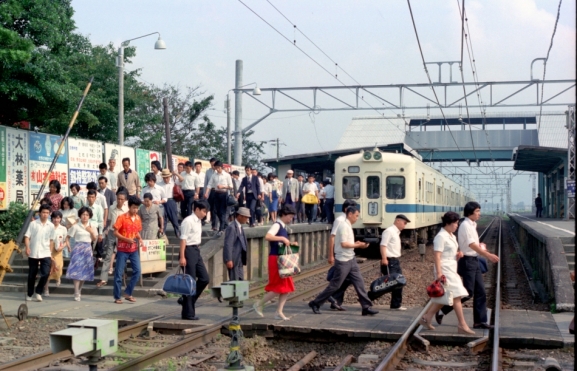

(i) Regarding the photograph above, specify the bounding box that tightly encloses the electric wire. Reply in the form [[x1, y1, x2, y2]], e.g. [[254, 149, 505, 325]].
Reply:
[[236, 0, 427, 149], [538, 0, 563, 129], [405, 0, 468, 162]]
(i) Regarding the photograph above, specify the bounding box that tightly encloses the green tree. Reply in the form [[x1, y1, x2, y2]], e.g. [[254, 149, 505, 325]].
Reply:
[[0, 26, 34, 65], [126, 84, 265, 166], [0, 202, 28, 242]]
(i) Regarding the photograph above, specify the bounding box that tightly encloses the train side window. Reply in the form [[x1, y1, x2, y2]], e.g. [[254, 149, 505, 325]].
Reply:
[[343, 176, 360, 199], [386, 176, 405, 199], [367, 176, 380, 199]]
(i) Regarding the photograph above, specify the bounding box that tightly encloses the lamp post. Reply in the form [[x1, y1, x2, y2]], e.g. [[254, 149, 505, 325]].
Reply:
[[226, 82, 261, 165], [117, 32, 166, 144]]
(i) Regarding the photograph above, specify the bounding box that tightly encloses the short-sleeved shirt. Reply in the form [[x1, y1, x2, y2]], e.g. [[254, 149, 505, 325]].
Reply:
[[68, 221, 97, 243], [380, 224, 402, 258], [324, 184, 335, 199], [25, 219, 54, 259], [51, 225, 68, 251], [266, 219, 286, 236], [114, 213, 142, 253], [331, 214, 346, 235], [106, 202, 128, 234], [180, 213, 202, 246], [335, 219, 355, 262], [207, 171, 233, 191], [106, 170, 118, 191], [95, 192, 108, 210], [196, 171, 205, 187], [302, 182, 318, 195], [87, 203, 104, 233], [458, 217, 479, 256], [157, 178, 175, 199], [179, 171, 202, 191], [141, 184, 167, 202]]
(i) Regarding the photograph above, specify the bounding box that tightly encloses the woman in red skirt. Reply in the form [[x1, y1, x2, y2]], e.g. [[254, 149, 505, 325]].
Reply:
[[253, 204, 297, 320]]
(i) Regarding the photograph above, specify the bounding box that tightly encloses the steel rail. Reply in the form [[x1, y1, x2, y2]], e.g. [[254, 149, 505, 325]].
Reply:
[[0, 315, 164, 371], [491, 220, 503, 370]]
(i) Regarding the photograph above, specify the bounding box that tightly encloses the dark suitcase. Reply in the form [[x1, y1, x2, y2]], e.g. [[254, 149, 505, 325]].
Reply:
[[368, 265, 407, 301]]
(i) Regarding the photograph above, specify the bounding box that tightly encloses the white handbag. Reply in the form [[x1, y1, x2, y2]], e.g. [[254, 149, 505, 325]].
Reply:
[[430, 284, 454, 306]]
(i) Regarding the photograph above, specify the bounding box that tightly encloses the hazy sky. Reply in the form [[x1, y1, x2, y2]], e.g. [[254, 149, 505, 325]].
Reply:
[[71, 0, 576, 205]]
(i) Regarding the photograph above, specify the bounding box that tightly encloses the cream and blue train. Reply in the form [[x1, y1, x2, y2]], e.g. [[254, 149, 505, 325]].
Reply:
[[334, 148, 474, 246]]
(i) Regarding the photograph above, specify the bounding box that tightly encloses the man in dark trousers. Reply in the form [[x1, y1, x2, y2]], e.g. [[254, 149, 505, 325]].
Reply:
[[535, 193, 543, 218], [223, 207, 250, 280], [24, 204, 53, 302], [435, 201, 500, 329], [236, 165, 261, 227], [179, 200, 210, 320], [380, 214, 411, 310]]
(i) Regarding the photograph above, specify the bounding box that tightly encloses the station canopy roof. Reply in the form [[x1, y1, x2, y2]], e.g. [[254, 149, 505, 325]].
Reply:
[[263, 143, 420, 174], [512, 145, 567, 174]]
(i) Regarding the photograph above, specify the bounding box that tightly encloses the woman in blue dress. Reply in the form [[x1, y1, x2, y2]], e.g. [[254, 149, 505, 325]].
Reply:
[[66, 206, 98, 301]]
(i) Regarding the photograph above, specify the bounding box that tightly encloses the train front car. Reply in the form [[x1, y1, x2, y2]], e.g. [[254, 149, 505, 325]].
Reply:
[[334, 148, 473, 251]]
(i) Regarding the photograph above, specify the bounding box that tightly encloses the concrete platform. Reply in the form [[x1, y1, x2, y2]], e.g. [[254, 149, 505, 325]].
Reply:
[[509, 214, 575, 239], [416, 309, 491, 345], [553, 312, 575, 347], [500, 310, 566, 348]]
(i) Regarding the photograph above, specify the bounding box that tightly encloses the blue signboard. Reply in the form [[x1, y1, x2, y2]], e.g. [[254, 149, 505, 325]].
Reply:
[[29, 133, 67, 164], [568, 180, 575, 198]]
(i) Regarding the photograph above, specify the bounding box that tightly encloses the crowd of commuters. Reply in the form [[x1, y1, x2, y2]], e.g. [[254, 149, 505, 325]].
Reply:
[[25, 159, 497, 333]]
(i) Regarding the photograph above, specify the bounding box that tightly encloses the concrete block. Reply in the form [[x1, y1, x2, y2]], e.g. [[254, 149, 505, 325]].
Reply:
[[358, 354, 379, 363]]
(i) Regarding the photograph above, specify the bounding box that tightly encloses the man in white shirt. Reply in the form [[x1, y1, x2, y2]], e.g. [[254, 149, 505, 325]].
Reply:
[[174, 161, 201, 220], [205, 160, 233, 236], [24, 204, 54, 301], [194, 161, 206, 198], [379, 214, 411, 310], [179, 200, 210, 320], [158, 169, 181, 237], [97, 190, 129, 287], [436, 202, 499, 329], [280, 169, 298, 207], [326, 199, 357, 311], [323, 180, 336, 224], [223, 207, 250, 280], [107, 158, 118, 193], [87, 181, 109, 226], [309, 206, 378, 316]]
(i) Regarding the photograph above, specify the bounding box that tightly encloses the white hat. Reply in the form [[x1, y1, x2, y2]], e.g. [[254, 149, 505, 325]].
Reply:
[[287, 169, 294, 174]]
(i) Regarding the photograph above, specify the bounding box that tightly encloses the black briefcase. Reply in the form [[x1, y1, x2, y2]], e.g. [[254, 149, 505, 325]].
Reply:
[[368, 265, 407, 301]]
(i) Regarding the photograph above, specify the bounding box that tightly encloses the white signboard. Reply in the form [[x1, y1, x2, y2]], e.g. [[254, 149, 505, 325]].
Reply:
[[28, 132, 69, 201], [68, 138, 103, 197], [104, 144, 136, 179], [139, 239, 167, 274], [5, 128, 29, 206]]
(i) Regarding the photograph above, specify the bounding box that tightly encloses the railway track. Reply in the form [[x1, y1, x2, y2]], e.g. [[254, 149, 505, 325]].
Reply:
[[374, 217, 501, 371]]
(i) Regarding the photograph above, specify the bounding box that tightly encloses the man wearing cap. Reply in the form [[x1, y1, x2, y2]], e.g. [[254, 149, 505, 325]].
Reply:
[[379, 214, 411, 310], [223, 207, 250, 280], [158, 169, 181, 237], [280, 170, 299, 209]]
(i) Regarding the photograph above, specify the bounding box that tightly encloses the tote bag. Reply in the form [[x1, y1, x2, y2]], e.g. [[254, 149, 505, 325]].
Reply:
[[277, 246, 301, 278]]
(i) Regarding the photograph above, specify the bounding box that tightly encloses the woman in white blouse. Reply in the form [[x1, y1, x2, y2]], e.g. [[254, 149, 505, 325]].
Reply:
[[59, 196, 77, 258], [419, 211, 475, 334], [66, 207, 98, 301]]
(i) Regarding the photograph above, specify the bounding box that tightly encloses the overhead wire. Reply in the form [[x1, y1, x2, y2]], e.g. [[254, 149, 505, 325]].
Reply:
[[405, 0, 468, 162], [538, 0, 563, 129], [236, 0, 427, 149]]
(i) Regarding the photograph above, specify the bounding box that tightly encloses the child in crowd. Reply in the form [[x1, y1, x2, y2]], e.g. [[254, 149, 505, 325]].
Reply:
[[44, 211, 69, 295]]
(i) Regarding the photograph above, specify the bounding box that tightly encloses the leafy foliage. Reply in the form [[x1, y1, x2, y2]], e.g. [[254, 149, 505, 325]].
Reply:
[[0, 202, 28, 242]]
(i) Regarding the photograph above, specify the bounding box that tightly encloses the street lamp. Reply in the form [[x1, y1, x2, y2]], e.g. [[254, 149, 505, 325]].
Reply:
[[226, 82, 261, 164], [117, 32, 166, 144]]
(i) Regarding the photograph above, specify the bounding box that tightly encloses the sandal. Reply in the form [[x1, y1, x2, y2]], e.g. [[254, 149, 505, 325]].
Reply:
[[96, 281, 107, 288], [123, 295, 136, 302], [114, 299, 123, 304], [419, 317, 435, 330], [108, 269, 113, 275]]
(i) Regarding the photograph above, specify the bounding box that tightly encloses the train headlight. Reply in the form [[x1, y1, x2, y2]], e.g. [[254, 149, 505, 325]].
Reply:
[[373, 152, 382, 160], [363, 151, 372, 160]]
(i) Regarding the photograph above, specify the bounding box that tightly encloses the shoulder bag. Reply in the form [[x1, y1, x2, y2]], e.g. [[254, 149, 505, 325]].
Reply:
[[426, 275, 453, 306], [277, 244, 301, 278], [162, 267, 196, 296], [368, 264, 407, 301], [172, 175, 185, 202]]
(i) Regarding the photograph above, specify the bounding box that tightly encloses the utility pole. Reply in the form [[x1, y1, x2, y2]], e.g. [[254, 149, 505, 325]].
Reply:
[[226, 94, 231, 165], [276, 138, 280, 162], [163, 98, 173, 172], [233, 60, 243, 166]]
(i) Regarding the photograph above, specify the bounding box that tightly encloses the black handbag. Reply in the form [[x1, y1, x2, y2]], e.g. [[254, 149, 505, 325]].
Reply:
[[227, 193, 238, 207], [368, 265, 407, 301], [162, 267, 196, 296]]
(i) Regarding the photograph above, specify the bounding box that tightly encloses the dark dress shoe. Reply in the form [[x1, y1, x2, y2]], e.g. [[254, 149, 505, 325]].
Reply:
[[177, 297, 183, 306], [435, 312, 444, 325], [330, 303, 346, 311], [473, 322, 494, 329], [308, 301, 321, 314], [182, 316, 199, 320], [362, 307, 379, 316]]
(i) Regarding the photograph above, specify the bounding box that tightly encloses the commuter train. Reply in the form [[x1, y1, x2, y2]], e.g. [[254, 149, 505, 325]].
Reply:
[[334, 148, 475, 247]]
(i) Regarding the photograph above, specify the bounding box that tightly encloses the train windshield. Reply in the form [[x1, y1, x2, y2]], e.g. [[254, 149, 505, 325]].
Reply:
[[386, 176, 405, 199], [342, 176, 360, 199], [367, 176, 380, 199]]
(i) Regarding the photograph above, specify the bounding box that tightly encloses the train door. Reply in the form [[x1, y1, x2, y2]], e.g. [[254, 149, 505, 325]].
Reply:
[[365, 172, 382, 224], [420, 174, 425, 222]]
